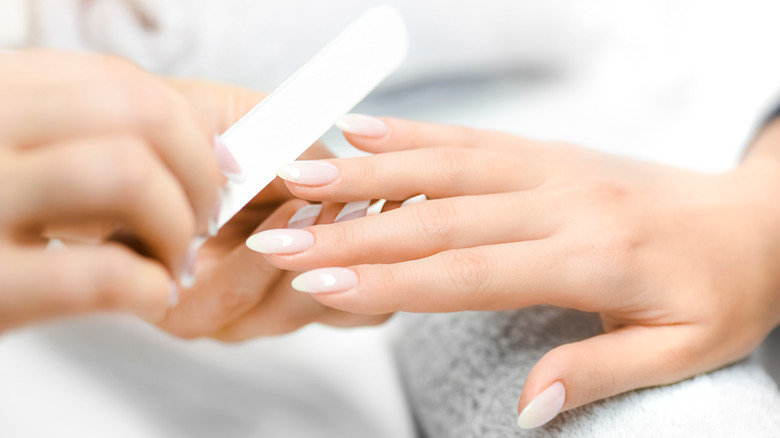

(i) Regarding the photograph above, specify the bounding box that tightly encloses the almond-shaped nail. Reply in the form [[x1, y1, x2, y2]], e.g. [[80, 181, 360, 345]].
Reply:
[[517, 382, 566, 429], [366, 199, 387, 216], [401, 194, 427, 207], [292, 268, 357, 294], [276, 161, 339, 186], [288, 204, 323, 229], [246, 229, 314, 255], [214, 134, 245, 183], [208, 188, 223, 237], [335, 114, 388, 138], [168, 281, 180, 307], [335, 200, 370, 223], [180, 237, 204, 289]]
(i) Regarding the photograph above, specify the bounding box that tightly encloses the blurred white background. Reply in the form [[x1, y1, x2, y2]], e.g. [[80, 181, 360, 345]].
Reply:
[[1, 1, 780, 437]]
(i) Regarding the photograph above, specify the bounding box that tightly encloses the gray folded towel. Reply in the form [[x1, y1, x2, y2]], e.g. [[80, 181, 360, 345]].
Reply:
[[394, 307, 780, 437]]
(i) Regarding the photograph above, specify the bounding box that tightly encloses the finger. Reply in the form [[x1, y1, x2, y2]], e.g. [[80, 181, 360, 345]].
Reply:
[[1, 136, 195, 274], [516, 325, 702, 429], [159, 199, 309, 338], [336, 115, 539, 154], [252, 192, 562, 271], [277, 147, 549, 202], [213, 270, 329, 341], [2, 53, 221, 232], [0, 244, 173, 332], [287, 239, 590, 315]]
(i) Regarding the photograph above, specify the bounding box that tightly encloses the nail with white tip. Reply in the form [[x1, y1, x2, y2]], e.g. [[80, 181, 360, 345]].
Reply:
[[335, 114, 388, 138], [168, 281, 180, 307], [287, 204, 323, 229], [292, 268, 358, 294], [179, 238, 204, 289], [46, 238, 67, 252], [214, 134, 245, 183], [246, 229, 314, 255], [401, 194, 427, 207], [276, 161, 340, 186], [335, 200, 370, 223], [517, 382, 566, 429], [208, 188, 223, 237], [366, 199, 387, 216]]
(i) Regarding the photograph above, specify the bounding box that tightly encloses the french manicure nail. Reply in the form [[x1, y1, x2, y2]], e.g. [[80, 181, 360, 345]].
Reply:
[[179, 238, 203, 289], [288, 204, 323, 229], [292, 268, 358, 294], [168, 281, 179, 307], [276, 161, 339, 186], [335, 114, 388, 138], [208, 188, 223, 237], [335, 200, 370, 223], [517, 382, 566, 429], [366, 199, 387, 216], [401, 194, 427, 207], [214, 134, 245, 183], [46, 238, 67, 252], [246, 229, 314, 254]]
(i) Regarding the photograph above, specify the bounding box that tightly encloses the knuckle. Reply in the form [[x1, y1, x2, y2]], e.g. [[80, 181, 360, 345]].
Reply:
[[439, 249, 496, 307], [411, 200, 460, 247], [429, 147, 468, 189], [575, 177, 631, 206], [102, 139, 157, 201]]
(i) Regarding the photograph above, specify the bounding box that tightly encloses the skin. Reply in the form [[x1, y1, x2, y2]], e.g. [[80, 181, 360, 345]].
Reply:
[[261, 116, 780, 421], [0, 50, 384, 337]]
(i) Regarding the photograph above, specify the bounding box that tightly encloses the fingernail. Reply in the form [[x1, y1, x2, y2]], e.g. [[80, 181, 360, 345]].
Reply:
[[517, 382, 566, 429], [46, 238, 67, 252], [335, 200, 370, 223], [276, 161, 339, 186], [401, 194, 427, 207], [180, 238, 204, 289], [168, 281, 179, 307], [292, 268, 357, 294], [208, 188, 223, 237], [366, 199, 387, 216], [246, 229, 314, 255], [214, 134, 245, 183], [335, 114, 388, 138], [287, 204, 323, 229]]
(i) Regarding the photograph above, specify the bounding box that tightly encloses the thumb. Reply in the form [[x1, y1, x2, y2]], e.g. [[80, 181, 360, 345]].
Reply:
[[516, 325, 697, 429]]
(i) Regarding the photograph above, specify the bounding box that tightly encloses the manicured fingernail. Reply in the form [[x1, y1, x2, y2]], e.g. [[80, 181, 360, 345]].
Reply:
[[46, 238, 67, 252], [180, 238, 204, 289], [401, 194, 427, 207], [208, 188, 223, 237], [335, 200, 370, 223], [366, 199, 387, 216], [168, 281, 179, 307], [214, 134, 245, 183], [246, 229, 314, 254], [287, 204, 323, 229], [335, 114, 388, 138], [292, 268, 357, 294], [276, 161, 339, 186], [517, 382, 566, 429]]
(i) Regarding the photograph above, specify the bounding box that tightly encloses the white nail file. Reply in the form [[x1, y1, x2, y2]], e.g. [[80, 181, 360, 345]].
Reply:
[[215, 5, 408, 230]]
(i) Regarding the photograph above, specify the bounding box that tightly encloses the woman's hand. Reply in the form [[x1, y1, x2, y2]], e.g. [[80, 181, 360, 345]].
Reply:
[[0, 50, 226, 331], [153, 81, 391, 340], [249, 115, 780, 428]]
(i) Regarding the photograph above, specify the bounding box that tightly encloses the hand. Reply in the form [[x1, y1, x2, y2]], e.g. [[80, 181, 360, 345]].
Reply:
[[250, 115, 780, 428], [0, 50, 225, 332], [154, 81, 391, 340]]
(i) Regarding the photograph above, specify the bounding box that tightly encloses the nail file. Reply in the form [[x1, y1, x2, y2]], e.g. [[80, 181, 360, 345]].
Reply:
[[214, 5, 408, 230]]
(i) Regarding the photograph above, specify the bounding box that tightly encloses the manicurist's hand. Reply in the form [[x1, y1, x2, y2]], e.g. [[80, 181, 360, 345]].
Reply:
[[249, 114, 780, 428], [155, 82, 391, 340], [0, 50, 226, 332]]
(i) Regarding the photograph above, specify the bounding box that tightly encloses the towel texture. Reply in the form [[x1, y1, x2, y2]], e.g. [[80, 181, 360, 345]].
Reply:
[[394, 307, 780, 437]]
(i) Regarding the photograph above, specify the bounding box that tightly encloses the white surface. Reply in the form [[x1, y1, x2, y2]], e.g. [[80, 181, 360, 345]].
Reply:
[[1, 1, 780, 437], [218, 6, 408, 229], [0, 0, 28, 47]]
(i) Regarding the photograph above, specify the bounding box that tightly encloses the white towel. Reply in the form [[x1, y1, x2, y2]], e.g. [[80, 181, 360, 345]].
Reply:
[[394, 307, 780, 437]]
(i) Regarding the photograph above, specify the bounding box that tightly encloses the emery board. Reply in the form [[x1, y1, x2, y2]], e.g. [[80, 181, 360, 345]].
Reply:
[[215, 5, 408, 230]]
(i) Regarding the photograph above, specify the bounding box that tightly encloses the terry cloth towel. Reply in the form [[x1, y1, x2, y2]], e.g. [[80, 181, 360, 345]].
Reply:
[[394, 307, 780, 437]]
